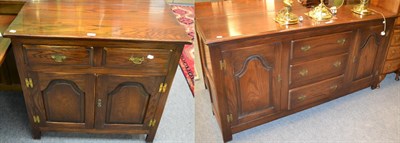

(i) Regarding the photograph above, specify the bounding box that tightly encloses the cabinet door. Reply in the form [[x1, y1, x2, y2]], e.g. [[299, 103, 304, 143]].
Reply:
[[95, 75, 164, 130], [352, 25, 384, 82], [30, 73, 95, 129], [222, 43, 282, 126]]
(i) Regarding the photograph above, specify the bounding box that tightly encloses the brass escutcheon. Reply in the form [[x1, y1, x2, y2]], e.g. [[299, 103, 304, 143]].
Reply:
[[298, 95, 307, 101], [299, 69, 309, 76], [330, 85, 338, 90], [337, 38, 346, 45], [333, 61, 342, 68], [129, 57, 145, 64], [51, 54, 66, 63], [301, 45, 311, 52]]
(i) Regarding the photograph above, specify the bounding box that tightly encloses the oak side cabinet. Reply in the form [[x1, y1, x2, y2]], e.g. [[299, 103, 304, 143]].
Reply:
[[3, 0, 190, 142]]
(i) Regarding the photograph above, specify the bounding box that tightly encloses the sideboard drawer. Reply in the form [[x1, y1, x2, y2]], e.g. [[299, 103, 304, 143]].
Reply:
[[290, 54, 348, 88], [383, 59, 400, 73], [24, 45, 93, 66], [289, 75, 344, 110], [391, 29, 400, 46], [386, 46, 400, 60], [291, 31, 352, 63], [103, 47, 171, 71]]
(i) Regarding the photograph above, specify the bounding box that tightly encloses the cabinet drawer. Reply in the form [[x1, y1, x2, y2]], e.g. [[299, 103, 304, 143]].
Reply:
[[289, 76, 344, 110], [23, 45, 93, 66], [386, 46, 400, 60], [290, 54, 347, 88], [103, 48, 171, 72], [382, 59, 400, 73], [291, 31, 352, 63], [391, 29, 400, 46]]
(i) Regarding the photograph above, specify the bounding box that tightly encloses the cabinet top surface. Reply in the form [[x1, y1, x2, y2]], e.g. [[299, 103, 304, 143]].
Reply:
[[2, 0, 191, 43], [196, 0, 397, 44]]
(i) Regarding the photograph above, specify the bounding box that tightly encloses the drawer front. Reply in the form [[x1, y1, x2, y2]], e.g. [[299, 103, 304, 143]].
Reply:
[[291, 31, 352, 63], [382, 59, 400, 73], [24, 45, 93, 66], [391, 29, 400, 46], [289, 76, 344, 110], [386, 46, 400, 60], [290, 54, 348, 88], [103, 48, 171, 72]]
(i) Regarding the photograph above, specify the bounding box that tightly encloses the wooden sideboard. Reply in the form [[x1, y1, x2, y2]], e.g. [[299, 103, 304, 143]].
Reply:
[[371, 0, 400, 84], [3, 0, 190, 142], [196, 0, 397, 142]]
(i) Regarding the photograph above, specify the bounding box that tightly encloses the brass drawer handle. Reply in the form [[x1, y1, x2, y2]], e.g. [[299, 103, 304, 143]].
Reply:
[[301, 45, 311, 52], [51, 54, 66, 63], [129, 57, 145, 64], [299, 69, 309, 76], [333, 61, 342, 68], [298, 95, 307, 101], [97, 99, 102, 108], [330, 85, 338, 90], [387, 64, 392, 70], [337, 38, 346, 45]]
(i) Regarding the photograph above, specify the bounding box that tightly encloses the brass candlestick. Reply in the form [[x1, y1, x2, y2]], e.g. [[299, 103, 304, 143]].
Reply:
[[305, 0, 333, 21], [274, 0, 299, 25], [352, 0, 372, 15]]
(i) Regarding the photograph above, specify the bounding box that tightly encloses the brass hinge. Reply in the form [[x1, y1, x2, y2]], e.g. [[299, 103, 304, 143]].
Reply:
[[158, 83, 168, 93], [220, 60, 226, 70], [277, 74, 282, 82], [148, 119, 157, 127], [25, 78, 33, 88], [33, 115, 40, 124], [227, 114, 233, 123]]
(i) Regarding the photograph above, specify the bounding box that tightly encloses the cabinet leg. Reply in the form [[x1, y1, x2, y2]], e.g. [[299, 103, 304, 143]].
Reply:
[[222, 132, 233, 142], [371, 83, 380, 90], [395, 71, 400, 81], [32, 128, 41, 139], [145, 133, 155, 143]]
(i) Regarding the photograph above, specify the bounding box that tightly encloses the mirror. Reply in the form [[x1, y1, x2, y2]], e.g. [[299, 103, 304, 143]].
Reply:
[[330, 0, 345, 8]]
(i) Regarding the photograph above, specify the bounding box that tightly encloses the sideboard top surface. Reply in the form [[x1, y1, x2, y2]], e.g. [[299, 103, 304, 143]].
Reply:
[[195, 0, 397, 45], [3, 0, 191, 43]]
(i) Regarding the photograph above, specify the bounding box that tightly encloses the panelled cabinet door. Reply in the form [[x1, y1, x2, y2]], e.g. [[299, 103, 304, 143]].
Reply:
[[353, 25, 385, 82], [221, 42, 283, 127], [95, 75, 164, 130], [30, 73, 95, 129]]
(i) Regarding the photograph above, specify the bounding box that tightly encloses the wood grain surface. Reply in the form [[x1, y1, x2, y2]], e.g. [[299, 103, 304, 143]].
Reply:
[[196, 0, 397, 44], [3, 0, 191, 42]]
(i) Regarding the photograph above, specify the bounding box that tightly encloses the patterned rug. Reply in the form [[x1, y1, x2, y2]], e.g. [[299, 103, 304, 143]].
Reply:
[[170, 5, 195, 95]]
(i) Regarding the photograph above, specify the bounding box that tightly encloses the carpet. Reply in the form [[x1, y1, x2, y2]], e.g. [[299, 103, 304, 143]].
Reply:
[[195, 73, 400, 142], [170, 5, 195, 95]]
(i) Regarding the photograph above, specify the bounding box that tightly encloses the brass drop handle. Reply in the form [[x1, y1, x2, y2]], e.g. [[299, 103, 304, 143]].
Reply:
[[337, 38, 346, 45], [387, 64, 392, 70], [51, 54, 66, 63], [129, 57, 145, 64], [333, 61, 342, 68], [330, 85, 338, 90], [301, 45, 311, 52], [299, 69, 309, 76], [298, 95, 307, 101], [97, 99, 102, 108]]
